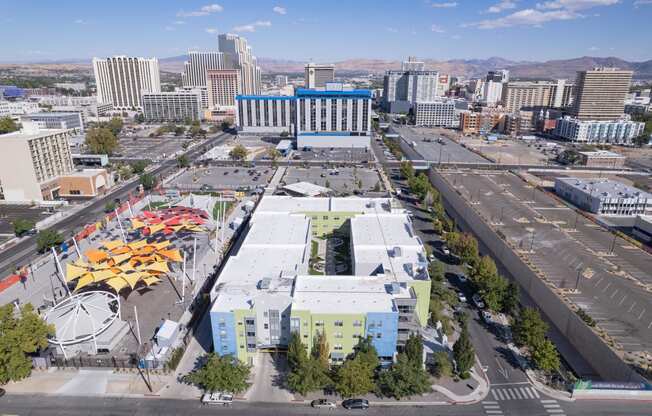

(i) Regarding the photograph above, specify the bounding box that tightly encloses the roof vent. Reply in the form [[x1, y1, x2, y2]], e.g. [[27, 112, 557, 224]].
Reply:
[[392, 246, 402, 257]]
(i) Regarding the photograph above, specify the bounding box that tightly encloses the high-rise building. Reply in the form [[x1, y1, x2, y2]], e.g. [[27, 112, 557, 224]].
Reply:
[[401, 56, 425, 71], [142, 90, 203, 122], [502, 80, 574, 113], [382, 63, 439, 113], [92, 56, 160, 110], [275, 75, 288, 87], [181, 51, 225, 88], [414, 100, 456, 127], [218, 34, 261, 95], [304, 63, 336, 89], [206, 69, 241, 108], [236, 95, 294, 135], [570, 67, 633, 121], [487, 69, 510, 83]]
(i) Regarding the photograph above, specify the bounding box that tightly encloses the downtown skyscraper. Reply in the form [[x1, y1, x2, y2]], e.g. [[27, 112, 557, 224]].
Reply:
[[92, 56, 160, 110]]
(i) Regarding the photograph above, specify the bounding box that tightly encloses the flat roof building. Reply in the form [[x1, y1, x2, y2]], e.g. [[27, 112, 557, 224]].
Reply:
[[142, 90, 202, 122], [414, 100, 456, 127], [305, 63, 335, 89], [21, 112, 84, 133], [207, 69, 241, 108], [555, 178, 652, 216], [554, 116, 644, 145], [570, 67, 632, 121], [92, 56, 160, 110]]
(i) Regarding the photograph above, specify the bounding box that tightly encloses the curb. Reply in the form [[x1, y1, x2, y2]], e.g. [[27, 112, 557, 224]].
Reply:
[[525, 369, 575, 402]]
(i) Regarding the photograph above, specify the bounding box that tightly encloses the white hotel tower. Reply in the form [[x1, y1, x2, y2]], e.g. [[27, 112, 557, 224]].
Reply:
[[92, 56, 160, 110]]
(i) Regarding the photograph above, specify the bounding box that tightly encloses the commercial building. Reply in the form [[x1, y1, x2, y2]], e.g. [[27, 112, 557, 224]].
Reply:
[[632, 215, 652, 245], [501, 80, 574, 113], [576, 150, 626, 168], [236, 95, 294, 135], [275, 75, 288, 87], [502, 110, 535, 137], [181, 51, 226, 109], [304, 63, 335, 89], [382, 62, 439, 113], [21, 112, 84, 133], [401, 57, 425, 72], [459, 110, 505, 135], [57, 169, 113, 198], [92, 56, 160, 110], [218, 33, 261, 95], [209, 196, 431, 365], [481, 80, 504, 106], [553, 116, 644, 145], [554, 178, 652, 216], [142, 90, 203, 122], [207, 69, 241, 108], [0, 124, 74, 201], [0, 100, 40, 116], [413, 100, 456, 127], [570, 68, 633, 121]]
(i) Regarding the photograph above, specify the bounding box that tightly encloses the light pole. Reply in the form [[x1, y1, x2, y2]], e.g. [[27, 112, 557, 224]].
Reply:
[[609, 233, 617, 255], [529, 231, 536, 252], [575, 268, 582, 292]]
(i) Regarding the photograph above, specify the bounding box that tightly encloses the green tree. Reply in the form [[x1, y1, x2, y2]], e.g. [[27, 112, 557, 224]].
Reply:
[[183, 353, 250, 394], [266, 148, 281, 162], [131, 160, 148, 174], [280, 130, 289, 137], [428, 260, 445, 282], [0, 303, 54, 384], [85, 127, 119, 155], [220, 119, 232, 131], [531, 339, 560, 373], [287, 358, 330, 396], [36, 229, 64, 253], [513, 307, 548, 348], [335, 354, 376, 398], [502, 282, 520, 316], [0, 117, 20, 134], [12, 219, 35, 237], [118, 165, 133, 180], [105, 117, 123, 136], [429, 351, 453, 378], [353, 336, 380, 371], [229, 144, 248, 161], [104, 201, 117, 213], [176, 155, 190, 168], [404, 334, 423, 367], [457, 233, 479, 266], [399, 161, 415, 179], [134, 113, 145, 123], [139, 173, 157, 191], [174, 126, 186, 136], [311, 331, 330, 371], [632, 134, 650, 147], [452, 325, 475, 378], [376, 353, 431, 400], [287, 332, 308, 372]]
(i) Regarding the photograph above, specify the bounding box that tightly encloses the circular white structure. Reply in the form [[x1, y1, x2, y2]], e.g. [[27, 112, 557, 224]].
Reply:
[[45, 291, 120, 347]]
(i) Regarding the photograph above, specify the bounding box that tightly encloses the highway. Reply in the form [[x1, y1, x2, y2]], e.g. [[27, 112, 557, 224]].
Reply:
[[0, 132, 231, 279]]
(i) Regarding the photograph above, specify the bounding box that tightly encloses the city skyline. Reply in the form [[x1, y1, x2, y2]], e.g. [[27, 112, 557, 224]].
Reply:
[[1, 0, 652, 63]]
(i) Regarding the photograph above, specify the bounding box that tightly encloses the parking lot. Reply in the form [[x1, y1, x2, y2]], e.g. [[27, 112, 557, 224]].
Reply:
[[170, 166, 275, 192], [281, 166, 382, 195], [441, 170, 652, 354], [392, 125, 489, 164], [460, 136, 555, 165], [291, 147, 374, 163], [115, 135, 190, 161], [0, 205, 57, 235]]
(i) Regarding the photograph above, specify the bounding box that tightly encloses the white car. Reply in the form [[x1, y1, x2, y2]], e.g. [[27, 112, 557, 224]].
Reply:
[[457, 292, 467, 303], [311, 399, 337, 409], [472, 294, 485, 309], [202, 392, 233, 406]]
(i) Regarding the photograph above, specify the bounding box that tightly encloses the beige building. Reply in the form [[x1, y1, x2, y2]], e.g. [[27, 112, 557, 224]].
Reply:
[[570, 68, 633, 121], [502, 80, 574, 113], [577, 150, 626, 168], [305, 63, 335, 89], [0, 126, 74, 201], [58, 169, 113, 198], [207, 69, 241, 108]]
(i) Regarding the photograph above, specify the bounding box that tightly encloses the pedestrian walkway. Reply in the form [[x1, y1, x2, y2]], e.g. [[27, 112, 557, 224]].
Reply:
[[481, 400, 504, 415], [490, 385, 540, 401], [540, 399, 566, 415]]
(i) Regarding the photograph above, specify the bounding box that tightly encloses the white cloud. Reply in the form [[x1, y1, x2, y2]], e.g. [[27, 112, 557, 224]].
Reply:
[[177, 4, 223, 17], [387, 27, 399, 33], [588, 45, 600, 51], [536, 0, 619, 10], [431, 24, 446, 33], [487, 1, 518, 13], [74, 19, 88, 24], [466, 8, 581, 29], [273, 6, 287, 15], [431, 2, 458, 8], [232, 20, 272, 33], [634, 0, 652, 6], [205, 28, 218, 34]]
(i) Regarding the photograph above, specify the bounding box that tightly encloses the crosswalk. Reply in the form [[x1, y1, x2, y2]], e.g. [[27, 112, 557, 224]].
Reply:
[[540, 399, 566, 416], [481, 401, 504, 415], [490, 385, 540, 401]]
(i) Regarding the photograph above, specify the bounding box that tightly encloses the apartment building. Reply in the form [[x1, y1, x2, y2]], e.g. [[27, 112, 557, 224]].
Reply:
[[142, 90, 203, 122], [554, 116, 644, 145], [413, 100, 456, 127], [92, 56, 160, 110], [502, 80, 574, 112], [570, 67, 633, 121], [207, 69, 241, 108]]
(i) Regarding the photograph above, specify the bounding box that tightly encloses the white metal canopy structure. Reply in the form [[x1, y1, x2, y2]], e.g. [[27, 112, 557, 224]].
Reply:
[[44, 291, 121, 358]]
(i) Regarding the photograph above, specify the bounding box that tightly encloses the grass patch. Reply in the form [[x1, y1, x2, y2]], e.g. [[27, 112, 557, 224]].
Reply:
[[149, 200, 170, 210], [213, 201, 234, 221]]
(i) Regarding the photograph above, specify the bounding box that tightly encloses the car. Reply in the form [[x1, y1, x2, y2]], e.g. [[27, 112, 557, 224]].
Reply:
[[201, 392, 233, 406], [457, 292, 467, 303], [0, 387, 4, 398], [458, 274, 467, 284], [481, 310, 493, 323], [428, 253, 435, 262], [342, 398, 369, 410], [441, 246, 451, 256], [311, 399, 336, 409], [472, 294, 485, 309]]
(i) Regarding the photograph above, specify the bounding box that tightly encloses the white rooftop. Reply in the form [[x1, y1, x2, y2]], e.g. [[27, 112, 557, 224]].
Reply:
[[557, 178, 652, 200], [282, 181, 332, 197]]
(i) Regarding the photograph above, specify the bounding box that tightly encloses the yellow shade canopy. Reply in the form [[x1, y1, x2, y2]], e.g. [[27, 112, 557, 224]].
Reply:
[[143, 276, 161, 286], [74, 274, 95, 291], [152, 240, 171, 250], [111, 246, 131, 255], [118, 263, 135, 273], [106, 277, 129, 293], [120, 272, 144, 289], [65, 263, 88, 282], [85, 249, 109, 264], [127, 239, 148, 250], [144, 262, 170, 273], [92, 269, 117, 282], [103, 240, 124, 251], [148, 223, 166, 234], [111, 253, 132, 265], [158, 249, 182, 262], [131, 219, 147, 229]]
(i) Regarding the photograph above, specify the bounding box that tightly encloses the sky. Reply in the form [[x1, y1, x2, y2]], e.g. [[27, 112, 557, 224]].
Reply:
[[1, 0, 651, 63]]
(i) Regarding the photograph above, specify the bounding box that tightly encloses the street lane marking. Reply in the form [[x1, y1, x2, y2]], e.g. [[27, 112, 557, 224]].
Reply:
[[540, 399, 558, 403]]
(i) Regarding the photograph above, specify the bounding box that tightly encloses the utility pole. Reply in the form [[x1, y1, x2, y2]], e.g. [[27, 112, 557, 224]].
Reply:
[[114, 208, 127, 242], [134, 305, 142, 345], [575, 268, 582, 292], [51, 247, 70, 297], [609, 233, 617, 255]]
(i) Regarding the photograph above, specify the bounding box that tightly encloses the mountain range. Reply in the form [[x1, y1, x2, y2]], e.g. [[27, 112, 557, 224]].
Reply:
[[2, 56, 652, 81]]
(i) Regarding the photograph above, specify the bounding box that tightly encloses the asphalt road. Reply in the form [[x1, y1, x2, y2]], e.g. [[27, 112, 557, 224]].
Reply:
[[1, 394, 649, 416], [0, 132, 231, 278]]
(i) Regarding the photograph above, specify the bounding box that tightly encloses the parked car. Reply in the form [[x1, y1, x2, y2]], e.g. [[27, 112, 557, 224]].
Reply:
[[428, 253, 435, 262], [472, 294, 485, 309], [342, 398, 369, 410], [458, 274, 468, 284], [201, 392, 233, 406], [311, 399, 337, 409], [457, 292, 467, 303], [441, 246, 451, 256], [0, 388, 5, 398]]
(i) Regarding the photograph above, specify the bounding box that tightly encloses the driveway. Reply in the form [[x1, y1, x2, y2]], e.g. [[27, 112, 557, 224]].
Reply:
[[245, 352, 293, 402]]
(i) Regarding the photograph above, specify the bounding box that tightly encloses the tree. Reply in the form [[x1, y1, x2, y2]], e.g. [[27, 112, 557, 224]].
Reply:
[[287, 332, 308, 372], [104, 201, 117, 213], [335, 354, 376, 398], [399, 161, 415, 179], [220, 120, 232, 131], [174, 126, 186, 136], [229, 144, 248, 161], [503, 282, 520, 316], [266, 148, 281, 162], [376, 353, 431, 400], [311, 331, 330, 372], [287, 358, 330, 396], [134, 113, 145, 123], [429, 351, 453, 379], [280, 130, 289, 138], [85, 127, 119, 155], [632, 134, 650, 147], [183, 353, 250, 394], [0, 303, 54, 384], [428, 260, 445, 282], [131, 160, 148, 174], [457, 233, 479, 266], [12, 219, 35, 237], [0, 117, 20, 134], [118, 165, 133, 180], [452, 325, 475, 378], [512, 307, 548, 348], [36, 229, 64, 253], [531, 339, 560, 373], [105, 117, 123, 136], [404, 334, 423, 367], [353, 336, 380, 371], [176, 155, 190, 168], [139, 173, 157, 191]]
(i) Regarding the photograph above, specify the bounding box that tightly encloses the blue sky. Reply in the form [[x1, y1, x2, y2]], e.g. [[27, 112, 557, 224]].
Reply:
[[1, 0, 651, 63]]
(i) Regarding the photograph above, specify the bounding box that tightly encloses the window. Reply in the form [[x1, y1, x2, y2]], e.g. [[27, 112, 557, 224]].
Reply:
[[353, 333, 360, 339], [353, 320, 362, 327], [334, 320, 343, 327], [246, 331, 255, 337], [315, 320, 324, 327], [264, 323, 269, 330], [334, 332, 343, 339], [334, 344, 343, 351], [323, 216, 329, 220], [376, 333, 382, 339]]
